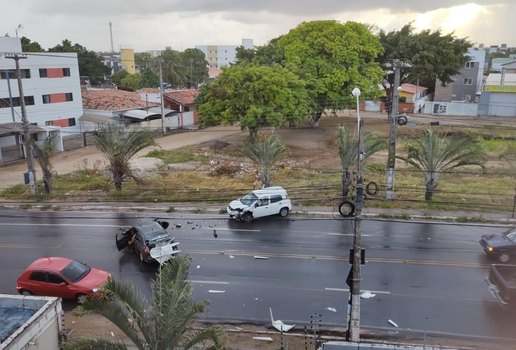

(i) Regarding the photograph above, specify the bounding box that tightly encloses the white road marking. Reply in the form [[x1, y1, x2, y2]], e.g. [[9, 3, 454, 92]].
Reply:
[[205, 227, 261, 232], [327, 232, 371, 237], [191, 280, 229, 285], [324, 287, 390, 294], [208, 290, 226, 294]]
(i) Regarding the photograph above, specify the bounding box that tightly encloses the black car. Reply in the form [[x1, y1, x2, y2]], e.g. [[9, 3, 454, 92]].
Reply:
[[479, 227, 516, 263], [116, 220, 180, 263]]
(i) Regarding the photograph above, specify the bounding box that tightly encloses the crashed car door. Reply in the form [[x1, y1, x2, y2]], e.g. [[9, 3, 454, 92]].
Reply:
[[115, 229, 132, 251]]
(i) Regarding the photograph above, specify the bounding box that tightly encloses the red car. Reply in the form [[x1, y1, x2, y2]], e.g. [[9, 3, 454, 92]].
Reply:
[[16, 257, 110, 302]]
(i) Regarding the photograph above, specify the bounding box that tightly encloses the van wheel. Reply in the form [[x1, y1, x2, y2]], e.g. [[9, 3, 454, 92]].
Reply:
[[279, 207, 289, 217], [242, 212, 253, 223], [498, 252, 510, 263], [19, 290, 32, 296]]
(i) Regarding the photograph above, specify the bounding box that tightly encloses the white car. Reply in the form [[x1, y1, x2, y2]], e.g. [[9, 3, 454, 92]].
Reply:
[[227, 186, 292, 222]]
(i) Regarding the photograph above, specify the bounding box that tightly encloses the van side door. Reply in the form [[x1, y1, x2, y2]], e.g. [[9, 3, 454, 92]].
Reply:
[[252, 197, 271, 218]]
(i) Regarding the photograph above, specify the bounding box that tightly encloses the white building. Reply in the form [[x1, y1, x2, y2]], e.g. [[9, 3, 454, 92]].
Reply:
[[0, 294, 64, 350], [196, 38, 253, 69], [0, 37, 83, 163]]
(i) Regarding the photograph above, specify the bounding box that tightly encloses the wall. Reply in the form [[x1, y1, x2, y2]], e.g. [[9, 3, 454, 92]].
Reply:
[[428, 101, 479, 116]]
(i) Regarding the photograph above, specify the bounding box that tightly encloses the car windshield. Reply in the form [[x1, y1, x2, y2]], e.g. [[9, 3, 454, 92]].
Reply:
[[240, 192, 258, 206], [140, 223, 169, 241], [60, 260, 91, 283], [505, 228, 516, 242]]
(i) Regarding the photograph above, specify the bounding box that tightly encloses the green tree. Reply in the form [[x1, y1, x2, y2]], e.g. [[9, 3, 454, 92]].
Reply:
[[111, 69, 130, 87], [135, 52, 152, 70], [196, 64, 309, 139], [63, 256, 226, 350], [378, 23, 472, 97], [398, 128, 486, 201], [336, 126, 386, 199], [49, 39, 111, 84], [139, 68, 159, 88], [21, 36, 44, 52], [267, 21, 384, 126], [244, 134, 287, 188], [120, 73, 141, 91], [95, 125, 156, 190], [31, 136, 56, 194], [181, 48, 209, 88]]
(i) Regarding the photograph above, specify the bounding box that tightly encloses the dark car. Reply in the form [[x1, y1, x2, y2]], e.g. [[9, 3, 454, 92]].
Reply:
[[480, 227, 516, 263], [17, 257, 110, 303], [116, 220, 180, 264]]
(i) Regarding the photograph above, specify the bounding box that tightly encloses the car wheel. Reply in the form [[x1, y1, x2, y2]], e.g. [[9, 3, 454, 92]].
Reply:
[[19, 290, 32, 296], [498, 252, 510, 263], [76, 294, 88, 304], [279, 207, 289, 217], [242, 212, 253, 223]]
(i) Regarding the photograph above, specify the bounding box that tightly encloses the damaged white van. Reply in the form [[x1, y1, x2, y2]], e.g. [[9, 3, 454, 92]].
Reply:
[[227, 186, 292, 222]]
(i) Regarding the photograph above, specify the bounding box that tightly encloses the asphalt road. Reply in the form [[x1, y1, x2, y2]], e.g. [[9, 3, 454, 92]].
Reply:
[[0, 209, 514, 345]]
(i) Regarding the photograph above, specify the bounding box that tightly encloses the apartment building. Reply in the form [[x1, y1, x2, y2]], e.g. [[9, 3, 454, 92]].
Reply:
[[196, 38, 253, 69], [0, 37, 83, 162]]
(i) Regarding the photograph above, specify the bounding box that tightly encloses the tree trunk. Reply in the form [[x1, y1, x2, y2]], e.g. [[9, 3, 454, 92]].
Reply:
[[341, 169, 352, 200], [114, 171, 123, 190], [42, 170, 52, 194], [425, 172, 436, 201]]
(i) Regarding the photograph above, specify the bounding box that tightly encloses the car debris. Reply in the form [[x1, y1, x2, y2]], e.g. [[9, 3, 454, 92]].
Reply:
[[270, 307, 295, 332]]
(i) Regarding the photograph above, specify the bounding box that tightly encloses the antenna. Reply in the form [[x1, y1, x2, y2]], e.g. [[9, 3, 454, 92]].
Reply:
[[109, 22, 114, 53]]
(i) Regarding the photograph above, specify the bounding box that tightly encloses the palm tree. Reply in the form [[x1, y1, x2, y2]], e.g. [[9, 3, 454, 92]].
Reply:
[[244, 133, 287, 188], [95, 125, 156, 190], [398, 128, 486, 201], [32, 136, 56, 194], [63, 256, 226, 350], [336, 126, 386, 199]]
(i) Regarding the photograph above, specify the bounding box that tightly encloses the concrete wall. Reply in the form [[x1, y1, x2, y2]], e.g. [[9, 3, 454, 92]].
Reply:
[[427, 101, 479, 116], [0, 294, 63, 350]]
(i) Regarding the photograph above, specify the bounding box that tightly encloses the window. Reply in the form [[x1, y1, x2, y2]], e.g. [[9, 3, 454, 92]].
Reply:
[[465, 61, 475, 68], [270, 195, 283, 203], [65, 93, 73, 101], [42, 94, 51, 104], [463, 78, 473, 85], [46, 273, 65, 284], [29, 271, 46, 282], [0, 69, 30, 79], [39, 68, 48, 78], [63, 68, 71, 76], [68, 118, 76, 126], [0, 96, 35, 108]]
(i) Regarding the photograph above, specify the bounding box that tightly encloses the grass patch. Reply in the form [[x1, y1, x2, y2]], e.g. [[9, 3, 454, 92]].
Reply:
[[146, 147, 208, 164]]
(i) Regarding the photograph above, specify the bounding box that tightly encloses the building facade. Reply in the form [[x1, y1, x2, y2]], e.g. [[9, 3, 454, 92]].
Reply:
[[196, 39, 253, 69], [0, 37, 83, 162]]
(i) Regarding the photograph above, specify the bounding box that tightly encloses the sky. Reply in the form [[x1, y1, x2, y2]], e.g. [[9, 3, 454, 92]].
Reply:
[[2, 0, 515, 53]]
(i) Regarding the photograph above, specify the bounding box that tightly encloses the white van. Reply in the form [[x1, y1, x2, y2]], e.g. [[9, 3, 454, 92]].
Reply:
[[227, 186, 292, 222]]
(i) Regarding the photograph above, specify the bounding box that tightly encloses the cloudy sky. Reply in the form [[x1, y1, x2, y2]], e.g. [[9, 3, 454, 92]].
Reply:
[[3, 0, 515, 52]]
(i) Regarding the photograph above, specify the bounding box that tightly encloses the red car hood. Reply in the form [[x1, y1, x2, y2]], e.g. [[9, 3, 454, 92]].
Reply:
[[75, 268, 110, 290]]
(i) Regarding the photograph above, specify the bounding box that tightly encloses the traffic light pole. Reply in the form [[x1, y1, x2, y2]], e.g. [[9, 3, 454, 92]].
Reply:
[[6, 53, 36, 193]]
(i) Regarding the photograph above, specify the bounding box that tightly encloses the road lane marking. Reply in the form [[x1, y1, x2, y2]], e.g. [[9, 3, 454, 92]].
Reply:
[[0, 243, 61, 249], [324, 287, 390, 294], [327, 233, 371, 237], [190, 280, 229, 285], [0, 223, 121, 227], [205, 227, 261, 232]]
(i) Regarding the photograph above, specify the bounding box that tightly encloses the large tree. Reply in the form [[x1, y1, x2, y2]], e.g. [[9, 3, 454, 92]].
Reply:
[[157, 48, 208, 89], [378, 23, 472, 97], [196, 64, 309, 139], [336, 126, 386, 199], [21, 36, 44, 52], [63, 256, 225, 350], [95, 125, 156, 190], [240, 21, 385, 126], [398, 128, 486, 201], [49, 39, 111, 84]]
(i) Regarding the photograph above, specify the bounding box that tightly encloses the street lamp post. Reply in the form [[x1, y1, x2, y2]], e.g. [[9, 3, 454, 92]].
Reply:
[[349, 88, 364, 342]]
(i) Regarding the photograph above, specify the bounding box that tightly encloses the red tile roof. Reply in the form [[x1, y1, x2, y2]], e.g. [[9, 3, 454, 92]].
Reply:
[[400, 83, 428, 94], [82, 89, 159, 111], [163, 89, 199, 105]]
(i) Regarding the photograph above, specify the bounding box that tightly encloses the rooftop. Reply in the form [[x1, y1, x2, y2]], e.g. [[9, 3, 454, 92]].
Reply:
[[163, 89, 199, 105], [82, 88, 159, 111]]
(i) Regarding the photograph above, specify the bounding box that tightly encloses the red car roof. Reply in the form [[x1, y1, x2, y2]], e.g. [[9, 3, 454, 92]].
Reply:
[[25, 257, 74, 272]]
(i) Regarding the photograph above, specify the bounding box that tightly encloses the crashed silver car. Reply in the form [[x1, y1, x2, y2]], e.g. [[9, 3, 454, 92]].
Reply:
[[116, 220, 180, 264]]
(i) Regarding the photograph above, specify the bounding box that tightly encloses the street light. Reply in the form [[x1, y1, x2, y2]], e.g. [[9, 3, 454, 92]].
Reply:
[[348, 87, 364, 342]]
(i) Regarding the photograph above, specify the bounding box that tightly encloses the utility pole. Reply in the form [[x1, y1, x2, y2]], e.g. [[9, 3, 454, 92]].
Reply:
[[349, 88, 364, 342], [159, 59, 165, 134], [385, 59, 411, 200], [5, 53, 36, 193]]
